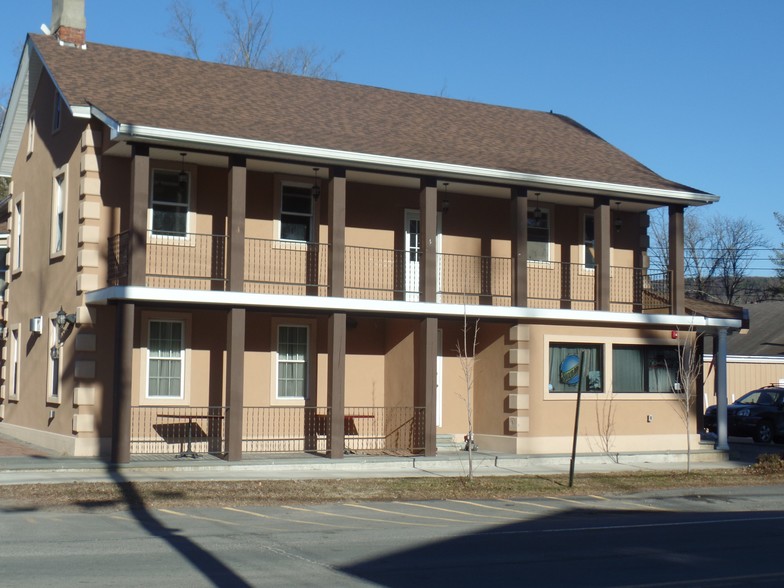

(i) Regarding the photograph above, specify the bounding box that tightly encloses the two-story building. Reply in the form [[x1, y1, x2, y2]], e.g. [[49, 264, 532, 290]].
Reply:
[[0, 1, 743, 462]]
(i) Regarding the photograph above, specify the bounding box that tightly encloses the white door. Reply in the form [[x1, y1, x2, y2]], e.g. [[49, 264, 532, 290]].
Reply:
[[404, 210, 442, 303]]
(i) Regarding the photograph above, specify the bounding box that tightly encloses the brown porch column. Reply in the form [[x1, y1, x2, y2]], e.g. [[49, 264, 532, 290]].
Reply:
[[511, 187, 528, 307], [420, 177, 438, 302], [669, 205, 686, 315], [328, 168, 347, 297], [227, 155, 246, 292], [111, 302, 134, 464], [226, 307, 246, 461], [328, 312, 347, 458], [129, 145, 149, 286], [594, 196, 611, 311], [416, 317, 438, 456]]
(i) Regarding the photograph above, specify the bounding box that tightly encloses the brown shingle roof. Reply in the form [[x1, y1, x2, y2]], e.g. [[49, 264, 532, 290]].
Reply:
[[32, 34, 704, 194]]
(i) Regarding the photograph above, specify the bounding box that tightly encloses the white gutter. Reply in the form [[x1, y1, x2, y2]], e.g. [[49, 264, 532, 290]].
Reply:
[[704, 354, 784, 364], [94, 109, 717, 205], [86, 286, 743, 330]]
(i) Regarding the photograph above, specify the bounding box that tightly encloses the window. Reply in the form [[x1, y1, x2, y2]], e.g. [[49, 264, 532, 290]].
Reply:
[[52, 93, 62, 132], [151, 169, 189, 236], [277, 325, 309, 398], [47, 318, 61, 403], [528, 208, 550, 262], [147, 320, 184, 398], [51, 171, 66, 256], [583, 214, 596, 269], [280, 185, 313, 241], [549, 343, 603, 392], [27, 113, 35, 156], [613, 345, 679, 393], [12, 198, 22, 272], [9, 327, 20, 400]]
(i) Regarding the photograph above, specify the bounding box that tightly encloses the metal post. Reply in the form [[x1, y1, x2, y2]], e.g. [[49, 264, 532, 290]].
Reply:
[[715, 328, 729, 451], [568, 351, 586, 487]]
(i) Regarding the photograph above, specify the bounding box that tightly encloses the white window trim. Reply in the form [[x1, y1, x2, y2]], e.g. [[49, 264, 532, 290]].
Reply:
[[46, 314, 62, 405], [147, 165, 198, 244], [140, 312, 192, 406], [270, 319, 315, 405], [578, 210, 613, 274], [274, 175, 319, 244], [7, 324, 20, 402], [12, 194, 23, 275], [50, 165, 68, 259]]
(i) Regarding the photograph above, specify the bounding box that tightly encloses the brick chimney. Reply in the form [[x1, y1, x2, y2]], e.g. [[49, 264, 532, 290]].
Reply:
[[51, 0, 86, 46]]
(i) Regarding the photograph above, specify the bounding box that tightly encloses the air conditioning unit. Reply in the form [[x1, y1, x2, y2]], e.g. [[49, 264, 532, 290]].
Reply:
[[29, 316, 43, 334]]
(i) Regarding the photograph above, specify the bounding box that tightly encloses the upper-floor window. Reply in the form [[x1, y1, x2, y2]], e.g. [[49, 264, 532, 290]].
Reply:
[[528, 208, 550, 262], [12, 198, 23, 273], [51, 169, 67, 256], [52, 93, 63, 133], [151, 169, 189, 236], [27, 112, 35, 156], [280, 185, 314, 242]]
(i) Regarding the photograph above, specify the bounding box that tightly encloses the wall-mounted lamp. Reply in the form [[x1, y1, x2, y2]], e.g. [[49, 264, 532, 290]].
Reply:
[[311, 168, 321, 200], [614, 202, 622, 232], [55, 306, 76, 344]]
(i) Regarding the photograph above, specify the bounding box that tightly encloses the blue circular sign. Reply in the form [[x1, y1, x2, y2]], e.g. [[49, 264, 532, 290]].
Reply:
[[559, 354, 580, 386]]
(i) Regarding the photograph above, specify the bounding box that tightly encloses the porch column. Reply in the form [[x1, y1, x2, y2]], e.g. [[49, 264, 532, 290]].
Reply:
[[714, 328, 730, 451], [669, 205, 686, 315], [328, 312, 347, 458], [227, 155, 246, 292], [416, 317, 438, 456], [511, 187, 528, 307], [420, 177, 438, 302], [111, 302, 134, 464], [594, 196, 611, 311], [328, 168, 347, 297], [129, 145, 149, 286], [226, 308, 246, 461]]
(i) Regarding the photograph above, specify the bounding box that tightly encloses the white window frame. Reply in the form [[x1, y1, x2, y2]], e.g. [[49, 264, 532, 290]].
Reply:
[[144, 318, 186, 402], [47, 316, 62, 405], [7, 325, 20, 401], [50, 166, 68, 258], [12, 195, 23, 274], [581, 211, 596, 270], [275, 324, 310, 400], [279, 182, 315, 243], [527, 206, 551, 264], [149, 168, 192, 238]]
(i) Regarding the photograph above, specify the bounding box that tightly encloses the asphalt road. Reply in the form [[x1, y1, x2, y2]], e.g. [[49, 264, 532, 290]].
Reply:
[[2, 485, 784, 587]]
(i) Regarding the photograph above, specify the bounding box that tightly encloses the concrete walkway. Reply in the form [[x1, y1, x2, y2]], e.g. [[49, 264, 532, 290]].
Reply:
[[0, 430, 766, 486]]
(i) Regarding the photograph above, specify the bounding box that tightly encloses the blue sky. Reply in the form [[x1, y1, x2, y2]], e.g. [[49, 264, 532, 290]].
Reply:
[[2, 0, 782, 273]]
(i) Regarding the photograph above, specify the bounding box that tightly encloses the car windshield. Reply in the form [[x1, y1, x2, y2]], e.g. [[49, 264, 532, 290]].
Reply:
[[737, 390, 782, 405]]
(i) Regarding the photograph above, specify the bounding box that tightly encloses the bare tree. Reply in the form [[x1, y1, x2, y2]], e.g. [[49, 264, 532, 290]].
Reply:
[[772, 212, 784, 293], [591, 393, 618, 463], [167, 0, 341, 78], [167, 0, 203, 60], [711, 215, 769, 305], [455, 311, 479, 481], [649, 208, 769, 304], [669, 327, 701, 474]]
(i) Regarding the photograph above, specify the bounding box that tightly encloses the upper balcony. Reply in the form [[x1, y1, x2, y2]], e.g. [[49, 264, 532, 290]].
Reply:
[[107, 229, 673, 314]]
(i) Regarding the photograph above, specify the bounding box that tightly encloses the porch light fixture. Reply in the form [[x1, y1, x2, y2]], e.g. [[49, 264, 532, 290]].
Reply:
[[534, 193, 543, 221], [55, 306, 76, 342], [614, 201, 622, 232], [442, 182, 450, 213], [311, 168, 321, 200], [178, 153, 188, 193]]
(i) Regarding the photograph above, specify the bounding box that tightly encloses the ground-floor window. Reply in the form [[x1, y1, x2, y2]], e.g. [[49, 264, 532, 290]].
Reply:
[[549, 343, 603, 392], [613, 345, 679, 393], [147, 320, 184, 399], [47, 318, 61, 403], [277, 325, 309, 399]]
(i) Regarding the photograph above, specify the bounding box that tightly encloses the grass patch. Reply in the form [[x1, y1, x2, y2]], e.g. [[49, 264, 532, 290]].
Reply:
[[3, 467, 784, 512]]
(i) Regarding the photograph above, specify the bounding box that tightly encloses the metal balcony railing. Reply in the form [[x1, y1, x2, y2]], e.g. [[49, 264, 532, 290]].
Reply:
[[244, 238, 329, 296]]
